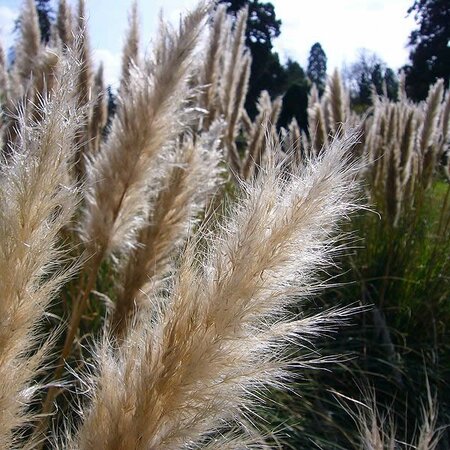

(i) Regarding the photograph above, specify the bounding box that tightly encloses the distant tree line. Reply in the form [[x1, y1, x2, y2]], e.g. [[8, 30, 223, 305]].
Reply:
[[343, 49, 399, 110]]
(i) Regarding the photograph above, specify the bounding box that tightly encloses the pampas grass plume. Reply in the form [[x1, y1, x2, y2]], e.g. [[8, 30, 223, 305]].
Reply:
[[56, 0, 74, 48], [0, 55, 80, 448], [71, 131, 361, 449], [111, 124, 224, 339], [120, 1, 140, 91], [81, 2, 209, 258]]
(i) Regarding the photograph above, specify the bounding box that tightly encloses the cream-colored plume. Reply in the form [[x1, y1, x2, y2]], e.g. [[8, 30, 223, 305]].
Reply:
[[120, 1, 140, 91], [71, 130, 360, 449], [111, 123, 224, 339], [0, 56, 80, 448]]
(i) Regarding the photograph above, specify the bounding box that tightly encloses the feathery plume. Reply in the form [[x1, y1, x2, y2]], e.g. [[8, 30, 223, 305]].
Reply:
[[76, 0, 92, 106], [72, 131, 360, 449], [111, 124, 224, 339], [120, 1, 140, 91], [385, 104, 399, 147], [307, 85, 323, 155], [227, 52, 251, 139], [399, 107, 415, 185], [0, 56, 80, 448], [221, 6, 248, 117], [308, 102, 328, 154], [416, 391, 441, 450], [356, 402, 396, 450], [31, 49, 60, 104], [327, 69, 346, 136], [384, 145, 402, 226], [308, 83, 319, 108], [404, 150, 419, 207], [220, 6, 250, 173], [57, 0, 74, 49], [88, 63, 107, 154], [420, 79, 444, 187], [199, 4, 227, 127], [243, 91, 282, 179], [351, 390, 441, 450], [398, 70, 407, 103], [283, 117, 303, 165], [420, 79, 444, 153], [14, 0, 41, 85], [72, 0, 93, 178], [225, 51, 251, 175]]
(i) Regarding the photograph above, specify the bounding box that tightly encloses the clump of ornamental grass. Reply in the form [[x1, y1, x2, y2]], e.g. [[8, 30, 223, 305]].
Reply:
[[2, 0, 448, 448], [0, 3, 366, 446], [38, 0, 212, 428], [0, 1, 370, 448], [269, 74, 450, 449]]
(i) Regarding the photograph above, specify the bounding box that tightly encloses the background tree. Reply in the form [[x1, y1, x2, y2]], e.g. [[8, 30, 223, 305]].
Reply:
[[343, 49, 398, 108], [35, 0, 54, 44], [384, 68, 399, 101], [278, 59, 310, 130], [219, 0, 281, 49], [371, 63, 384, 96], [307, 42, 327, 96], [404, 0, 450, 101], [219, 0, 311, 130]]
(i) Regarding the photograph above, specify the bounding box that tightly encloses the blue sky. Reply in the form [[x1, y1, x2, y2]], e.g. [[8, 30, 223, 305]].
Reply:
[[0, 0, 416, 88]]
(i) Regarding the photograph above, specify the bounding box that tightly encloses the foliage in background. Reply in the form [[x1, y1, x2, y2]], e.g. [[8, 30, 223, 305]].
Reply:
[[307, 42, 327, 96], [267, 72, 450, 450], [343, 49, 399, 110], [35, 0, 54, 43], [404, 0, 450, 101]]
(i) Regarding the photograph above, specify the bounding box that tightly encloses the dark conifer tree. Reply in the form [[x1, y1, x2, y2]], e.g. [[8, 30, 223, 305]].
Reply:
[[278, 60, 310, 131], [307, 42, 327, 95], [404, 0, 450, 100], [371, 63, 384, 96], [35, 0, 54, 44], [384, 68, 399, 101]]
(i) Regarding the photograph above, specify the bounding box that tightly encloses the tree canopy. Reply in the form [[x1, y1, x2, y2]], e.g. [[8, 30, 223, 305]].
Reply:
[[35, 0, 54, 44], [404, 0, 450, 100], [307, 42, 327, 95], [344, 49, 398, 108], [219, 0, 281, 50]]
